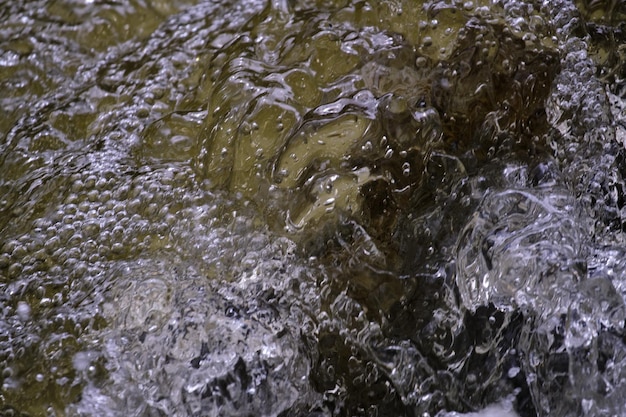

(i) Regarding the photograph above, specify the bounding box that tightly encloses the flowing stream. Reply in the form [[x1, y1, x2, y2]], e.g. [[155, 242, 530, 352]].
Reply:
[[1, 0, 626, 416]]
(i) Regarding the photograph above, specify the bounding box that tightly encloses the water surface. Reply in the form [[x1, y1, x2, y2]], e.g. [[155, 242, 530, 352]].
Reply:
[[1, 0, 626, 416]]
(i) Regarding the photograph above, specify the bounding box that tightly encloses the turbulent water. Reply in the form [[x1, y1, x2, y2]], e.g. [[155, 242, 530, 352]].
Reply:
[[1, 0, 626, 416]]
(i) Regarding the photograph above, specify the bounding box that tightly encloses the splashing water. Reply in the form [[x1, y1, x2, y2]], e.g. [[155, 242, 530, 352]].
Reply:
[[1, 0, 626, 416]]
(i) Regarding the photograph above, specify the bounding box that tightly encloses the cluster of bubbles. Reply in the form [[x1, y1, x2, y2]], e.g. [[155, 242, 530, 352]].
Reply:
[[1, 0, 626, 416]]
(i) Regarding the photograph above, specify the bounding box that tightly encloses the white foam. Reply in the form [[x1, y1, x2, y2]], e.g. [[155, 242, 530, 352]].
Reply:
[[438, 399, 520, 417]]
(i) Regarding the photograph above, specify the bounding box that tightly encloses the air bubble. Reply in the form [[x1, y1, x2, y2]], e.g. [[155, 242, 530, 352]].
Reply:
[[71, 180, 84, 193], [82, 221, 100, 238], [65, 195, 81, 209], [7, 263, 23, 278], [114, 184, 130, 200], [16, 301, 31, 321], [402, 162, 411, 177], [508, 367, 520, 378], [127, 198, 141, 214], [44, 236, 61, 254], [59, 225, 76, 242], [33, 249, 47, 262], [64, 204, 79, 216], [0, 254, 10, 269], [2, 240, 19, 254], [84, 175, 97, 189], [145, 203, 159, 218], [67, 233, 84, 247], [87, 190, 99, 202], [11, 245, 27, 260]]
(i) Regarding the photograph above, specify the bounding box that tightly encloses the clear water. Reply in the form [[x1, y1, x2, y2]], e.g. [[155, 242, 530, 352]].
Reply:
[[1, 0, 626, 416]]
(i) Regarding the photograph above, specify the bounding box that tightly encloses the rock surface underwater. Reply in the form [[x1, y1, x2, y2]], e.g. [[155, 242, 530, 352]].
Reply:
[[1, 0, 626, 416]]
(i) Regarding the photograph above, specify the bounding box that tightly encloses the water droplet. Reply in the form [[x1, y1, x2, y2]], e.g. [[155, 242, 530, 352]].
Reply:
[[402, 162, 411, 177], [508, 367, 520, 378]]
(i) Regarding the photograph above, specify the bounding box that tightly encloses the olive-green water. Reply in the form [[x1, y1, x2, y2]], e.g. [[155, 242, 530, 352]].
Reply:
[[1, 0, 626, 416]]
